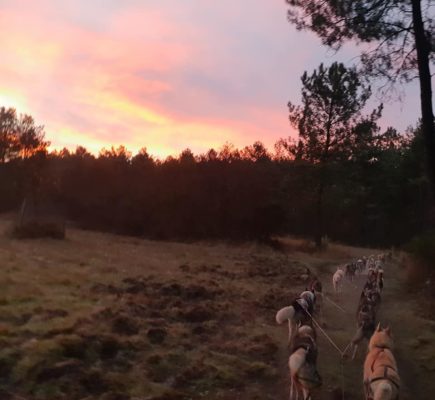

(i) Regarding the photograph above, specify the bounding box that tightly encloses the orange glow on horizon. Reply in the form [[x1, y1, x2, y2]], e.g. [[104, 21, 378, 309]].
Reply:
[[48, 116, 272, 159]]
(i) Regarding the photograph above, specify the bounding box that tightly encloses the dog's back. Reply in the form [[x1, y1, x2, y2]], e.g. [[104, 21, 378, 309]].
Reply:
[[291, 333, 318, 364], [364, 347, 400, 391], [364, 327, 400, 400]]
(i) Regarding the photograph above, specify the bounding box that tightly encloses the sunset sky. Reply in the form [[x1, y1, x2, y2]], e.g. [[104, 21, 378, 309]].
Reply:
[[0, 0, 421, 157]]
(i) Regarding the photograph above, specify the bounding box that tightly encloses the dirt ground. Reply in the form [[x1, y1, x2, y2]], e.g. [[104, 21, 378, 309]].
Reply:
[[0, 217, 433, 400]]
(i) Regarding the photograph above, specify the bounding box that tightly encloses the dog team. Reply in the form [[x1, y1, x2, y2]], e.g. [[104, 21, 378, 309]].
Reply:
[[275, 252, 400, 400]]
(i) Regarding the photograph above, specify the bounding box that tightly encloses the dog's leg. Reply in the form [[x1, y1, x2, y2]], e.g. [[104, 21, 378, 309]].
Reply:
[[291, 377, 300, 400], [301, 387, 310, 400], [351, 343, 358, 360], [363, 380, 371, 400]]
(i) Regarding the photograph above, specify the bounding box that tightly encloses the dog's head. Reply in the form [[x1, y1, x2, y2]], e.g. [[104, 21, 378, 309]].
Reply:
[[368, 323, 393, 351], [300, 290, 315, 306]]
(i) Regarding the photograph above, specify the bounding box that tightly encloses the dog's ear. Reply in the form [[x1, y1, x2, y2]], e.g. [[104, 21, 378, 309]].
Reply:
[[376, 322, 381, 332], [385, 326, 392, 336]]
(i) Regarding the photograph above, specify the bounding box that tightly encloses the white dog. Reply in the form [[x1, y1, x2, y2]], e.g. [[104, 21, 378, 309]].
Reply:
[[276, 298, 310, 345], [332, 268, 345, 293]]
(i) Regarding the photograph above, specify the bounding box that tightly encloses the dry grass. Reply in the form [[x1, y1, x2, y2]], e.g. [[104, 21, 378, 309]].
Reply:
[[10, 220, 65, 240], [277, 236, 382, 259], [0, 219, 318, 400]]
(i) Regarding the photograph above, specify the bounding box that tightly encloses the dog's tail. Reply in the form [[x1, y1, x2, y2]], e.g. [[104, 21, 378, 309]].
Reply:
[[373, 381, 393, 400], [276, 306, 295, 324]]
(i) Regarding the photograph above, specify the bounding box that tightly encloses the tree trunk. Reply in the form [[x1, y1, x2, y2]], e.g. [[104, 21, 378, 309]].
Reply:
[[315, 102, 334, 248], [315, 180, 324, 248], [412, 0, 435, 201]]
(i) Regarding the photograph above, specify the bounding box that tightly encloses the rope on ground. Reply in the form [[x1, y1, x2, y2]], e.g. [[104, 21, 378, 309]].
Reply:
[[340, 358, 345, 400], [305, 309, 344, 357], [341, 341, 353, 357], [323, 295, 348, 313]]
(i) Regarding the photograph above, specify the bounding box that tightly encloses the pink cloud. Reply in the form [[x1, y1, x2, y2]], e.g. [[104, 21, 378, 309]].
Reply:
[[0, 1, 420, 158]]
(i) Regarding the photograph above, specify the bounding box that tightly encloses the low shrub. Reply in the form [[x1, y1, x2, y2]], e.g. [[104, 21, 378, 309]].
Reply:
[[404, 232, 435, 294], [11, 220, 65, 239], [405, 231, 435, 265]]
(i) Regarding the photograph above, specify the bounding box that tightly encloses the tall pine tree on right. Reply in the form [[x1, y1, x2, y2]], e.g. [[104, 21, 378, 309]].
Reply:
[[285, 0, 435, 201]]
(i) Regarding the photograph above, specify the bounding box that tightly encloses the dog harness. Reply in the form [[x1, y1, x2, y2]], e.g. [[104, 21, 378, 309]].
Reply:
[[291, 336, 317, 363], [292, 298, 312, 325]]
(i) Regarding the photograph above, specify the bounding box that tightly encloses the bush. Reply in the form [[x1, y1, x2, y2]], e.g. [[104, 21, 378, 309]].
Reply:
[[404, 232, 435, 294], [10, 220, 65, 239], [405, 231, 435, 265]]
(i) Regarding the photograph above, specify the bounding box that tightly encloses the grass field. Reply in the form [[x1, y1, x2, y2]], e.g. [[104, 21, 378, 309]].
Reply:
[[0, 216, 434, 400]]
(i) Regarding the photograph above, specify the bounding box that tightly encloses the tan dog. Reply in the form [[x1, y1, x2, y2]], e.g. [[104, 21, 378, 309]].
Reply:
[[363, 324, 400, 400]]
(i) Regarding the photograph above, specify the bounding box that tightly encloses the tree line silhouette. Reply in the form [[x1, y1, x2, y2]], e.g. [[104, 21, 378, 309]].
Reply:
[[0, 103, 431, 247], [0, 0, 433, 249]]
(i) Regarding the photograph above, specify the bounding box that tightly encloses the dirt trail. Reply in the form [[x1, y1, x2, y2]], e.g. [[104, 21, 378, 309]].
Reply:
[[273, 256, 435, 400], [375, 261, 435, 400]]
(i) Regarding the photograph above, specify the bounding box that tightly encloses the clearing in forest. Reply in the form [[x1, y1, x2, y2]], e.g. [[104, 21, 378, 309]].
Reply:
[[0, 219, 433, 400]]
